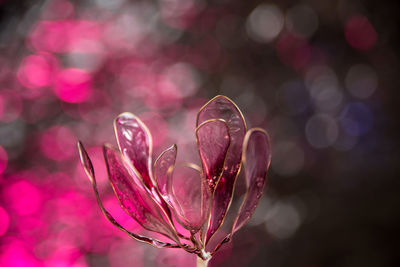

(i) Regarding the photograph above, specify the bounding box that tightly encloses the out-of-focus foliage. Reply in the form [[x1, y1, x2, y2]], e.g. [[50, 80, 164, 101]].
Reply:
[[0, 0, 398, 266]]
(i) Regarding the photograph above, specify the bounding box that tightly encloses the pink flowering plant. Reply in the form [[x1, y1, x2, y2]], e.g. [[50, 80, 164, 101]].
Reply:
[[78, 96, 271, 266]]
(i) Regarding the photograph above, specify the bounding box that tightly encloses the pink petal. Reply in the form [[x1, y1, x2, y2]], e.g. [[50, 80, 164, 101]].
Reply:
[[77, 141, 95, 181], [154, 145, 211, 232], [77, 141, 180, 248], [168, 164, 211, 232], [196, 119, 230, 191], [114, 113, 173, 221], [154, 144, 177, 198], [196, 95, 246, 244], [232, 128, 271, 233], [114, 112, 154, 189], [103, 145, 179, 242]]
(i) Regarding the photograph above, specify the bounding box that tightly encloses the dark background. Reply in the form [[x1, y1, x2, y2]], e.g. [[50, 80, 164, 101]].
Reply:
[[0, 0, 399, 266]]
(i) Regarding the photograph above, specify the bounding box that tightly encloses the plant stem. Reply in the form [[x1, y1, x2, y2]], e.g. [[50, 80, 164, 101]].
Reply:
[[196, 256, 210, 267]]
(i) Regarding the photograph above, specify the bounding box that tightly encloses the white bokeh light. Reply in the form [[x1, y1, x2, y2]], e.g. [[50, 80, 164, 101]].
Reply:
[[162, 62, 202, 98], [306, 65, 343, 112], [265, 201, 301, 239], [305, 114, 338, 148], [246, 4, 284, 43]]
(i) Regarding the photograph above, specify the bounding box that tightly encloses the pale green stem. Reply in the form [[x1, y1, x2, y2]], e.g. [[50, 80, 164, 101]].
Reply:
[[196, 249, 211, 267], [196, 256, 210, 267]]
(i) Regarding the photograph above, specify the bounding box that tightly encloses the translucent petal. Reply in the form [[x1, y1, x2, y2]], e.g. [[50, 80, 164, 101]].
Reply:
[[196, 119, 230, 191], [196, 95, 246, 244], [77, 141, 180, 249], [103, 145, 179, 242], [154, 144, 177, 198], [77, 141, 95, 181], [168, 164, 211, 232], [114, 113, 173, 220], [114, 112, 154, 189], [232, 128, 271, 233]]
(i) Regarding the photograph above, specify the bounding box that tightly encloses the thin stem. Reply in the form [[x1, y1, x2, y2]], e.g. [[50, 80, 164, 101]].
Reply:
[[190, 231, 202, 250], [178, 232, 191, 241], [211, 235, 231, 256], [197, 255, 210, 267]]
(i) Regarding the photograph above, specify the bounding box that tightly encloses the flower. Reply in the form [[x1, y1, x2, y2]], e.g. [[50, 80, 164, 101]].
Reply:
[[78, 95, 271, 262]]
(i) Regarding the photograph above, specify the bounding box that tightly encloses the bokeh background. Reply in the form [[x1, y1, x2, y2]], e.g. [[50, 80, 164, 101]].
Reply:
[[0, 0, 399, 266]]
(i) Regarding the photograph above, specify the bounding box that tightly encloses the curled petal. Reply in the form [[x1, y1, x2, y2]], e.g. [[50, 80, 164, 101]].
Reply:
[[114, 113, 172, 220], [154, 149, 210, 233], [154, 144, 177, 198], [196, 119, 230, 191], [232, 128, 271, 232], [77, 141, 180, 249], [77, 141, 95, 182], [197, 95, 246, 244], [103, 144, 179, 243], [168, 164, 211, 232], [114, 112, 154, 189], [212, 129, 271, 255]]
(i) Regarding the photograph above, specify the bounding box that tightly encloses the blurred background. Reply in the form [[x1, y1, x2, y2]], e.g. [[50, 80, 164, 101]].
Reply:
[[0, 0, 399, 266]]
